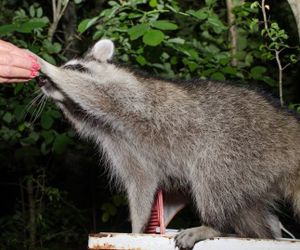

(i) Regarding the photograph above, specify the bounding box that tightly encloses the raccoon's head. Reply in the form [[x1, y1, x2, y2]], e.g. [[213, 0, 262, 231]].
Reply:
[[35, 39, 140, 134], [36, 39, 115, 105]]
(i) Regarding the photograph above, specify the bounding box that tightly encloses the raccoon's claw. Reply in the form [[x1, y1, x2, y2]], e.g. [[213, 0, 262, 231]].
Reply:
[[174, 226, 222, 250]]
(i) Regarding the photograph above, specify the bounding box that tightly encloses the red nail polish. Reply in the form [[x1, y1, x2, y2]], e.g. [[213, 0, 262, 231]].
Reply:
[[27, 54, 40, 70], [32, 61, 41, 71], [30, 70, 39, 77]]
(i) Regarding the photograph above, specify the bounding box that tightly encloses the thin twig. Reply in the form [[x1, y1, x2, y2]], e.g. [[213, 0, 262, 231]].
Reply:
[[226, 0, 238, 66], [261, 0, 284, 106], [275, 50, 283, 106], [48, 0, 70, 42], [261, 0, 270, 35]]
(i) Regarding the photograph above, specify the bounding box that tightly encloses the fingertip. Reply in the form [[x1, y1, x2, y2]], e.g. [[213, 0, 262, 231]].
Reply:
[[27, 54, 41, 71], [30, 69, 39, 78]]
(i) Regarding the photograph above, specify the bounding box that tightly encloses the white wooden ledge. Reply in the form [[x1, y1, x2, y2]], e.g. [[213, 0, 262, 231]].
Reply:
[[88, 232, 300, 250]]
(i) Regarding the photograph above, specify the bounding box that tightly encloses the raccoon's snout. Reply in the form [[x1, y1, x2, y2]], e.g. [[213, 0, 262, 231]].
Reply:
[[36, 75, 50, 87]]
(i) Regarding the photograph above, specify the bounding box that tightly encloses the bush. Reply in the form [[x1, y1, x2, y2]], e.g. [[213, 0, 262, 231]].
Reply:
[[0, 0, 299, 249]]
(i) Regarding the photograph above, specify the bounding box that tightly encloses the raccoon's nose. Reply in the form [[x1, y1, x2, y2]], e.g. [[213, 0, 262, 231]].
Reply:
[[36, 76, 49, 87]]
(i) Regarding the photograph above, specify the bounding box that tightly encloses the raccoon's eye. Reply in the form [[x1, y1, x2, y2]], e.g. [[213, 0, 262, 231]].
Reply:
[[63, 64, 90, 73]]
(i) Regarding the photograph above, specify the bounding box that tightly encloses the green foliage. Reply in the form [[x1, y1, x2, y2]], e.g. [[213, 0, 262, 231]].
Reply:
[[101, 195, 127, 223], [0, 0, 299, 249]]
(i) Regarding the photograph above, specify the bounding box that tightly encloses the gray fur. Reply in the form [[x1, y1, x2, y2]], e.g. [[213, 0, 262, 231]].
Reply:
[[35, 39, 300, 249]]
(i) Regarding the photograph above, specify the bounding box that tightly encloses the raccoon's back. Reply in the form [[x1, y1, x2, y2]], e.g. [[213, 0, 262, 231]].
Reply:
[[134, 79, 300, 175], [185, 81, 300, 164]]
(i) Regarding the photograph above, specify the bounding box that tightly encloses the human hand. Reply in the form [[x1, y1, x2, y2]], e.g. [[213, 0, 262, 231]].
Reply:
[[0, 40, 40, 83]]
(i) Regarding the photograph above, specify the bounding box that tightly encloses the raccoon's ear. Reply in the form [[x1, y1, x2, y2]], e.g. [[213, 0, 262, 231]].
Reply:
[[91, 39, 114, 62]]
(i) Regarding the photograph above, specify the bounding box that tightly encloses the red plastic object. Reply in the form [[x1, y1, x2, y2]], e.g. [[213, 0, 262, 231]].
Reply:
[[144, 189, 165, 234]]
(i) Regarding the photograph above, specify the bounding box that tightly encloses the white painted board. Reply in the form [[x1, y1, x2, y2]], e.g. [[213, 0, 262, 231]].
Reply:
[[88, 232, 300, 250]]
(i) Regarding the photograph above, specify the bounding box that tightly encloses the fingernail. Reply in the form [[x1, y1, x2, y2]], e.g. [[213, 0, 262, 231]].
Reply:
[[32, 61, 41, 71], [30, 70, 39, 77], [27, 54, 40, 70]]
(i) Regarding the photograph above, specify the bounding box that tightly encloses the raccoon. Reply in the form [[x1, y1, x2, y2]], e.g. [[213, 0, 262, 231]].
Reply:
[[35, 39, 300, 249]]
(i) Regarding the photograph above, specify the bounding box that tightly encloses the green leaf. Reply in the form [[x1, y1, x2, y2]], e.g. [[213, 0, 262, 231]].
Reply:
[[187, 61, 198, 72], [237, 36, 247, 50], [29, 5, 35, 17], [128, 23, 149, 40], [3, 112, 13, 123], [245, 53, 254, 65], [186, 10, 208, 20], [108, 1, 118, 6], [211, 72, 225, 81], [136, 55, 146, 65], [36, 7, 43, 18], [262, 76, 276, 87], [21, 132, 40, 145], [42, 53, 56, 65], [78, 16, 99, 33], [14, 105, 24, 121], [102, 203, 117, 215], [41, 130, 55, 144], [53, 134, 70, 154], [221, 66, 237, 75], [250, 1, 259, 9], [250, 66, 267, 79], [0, 24, 18, 35], [205, 0, 217, 6], [101, 212, 110, 222], [184, 48, 199, 60], [143, 29, 165, 46], [44, 42, 62, 54], [207, 16, 226, 33], [149, 0, 157, 7], [112, 195, 125, 206], [53, 43, 62, 53], [152, 20, 178, 30], [201, 69, 216, 77], [16, 19, 48, 33], [41, 113, 54, 130], [41, 142, 50, 155], [49, 109, 61, 119], [168, 37, 185, 44]]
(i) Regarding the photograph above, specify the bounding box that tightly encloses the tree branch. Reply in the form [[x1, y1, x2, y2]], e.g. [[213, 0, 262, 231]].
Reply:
[[226, 0, 238, 67], [48, 0, 70, 42], [261, 0, 284, 106]]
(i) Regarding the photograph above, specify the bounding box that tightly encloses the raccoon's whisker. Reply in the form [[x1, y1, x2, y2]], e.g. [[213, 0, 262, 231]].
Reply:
[[31, 96, 47, 125], [26, 92, 43, 111], [29, 94, 45, 123], [23, 92, 44, 120], [32, 88, 42, 96], [29, 95, 47, 126]]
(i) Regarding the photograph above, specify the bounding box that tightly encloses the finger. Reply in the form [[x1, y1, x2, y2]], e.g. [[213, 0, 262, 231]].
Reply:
[[0, 40, 33, 58], [0, 52, 31, 70], [0, 52, 40, 71], [0, 65, 38, 78], [0, 40, 18, 50], [0, 77, 33, 83]]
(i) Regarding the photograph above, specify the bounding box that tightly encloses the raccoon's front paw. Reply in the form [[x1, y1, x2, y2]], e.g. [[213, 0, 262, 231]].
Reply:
[[174, 226, 221, 250], [175, 228, 200, 250]]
